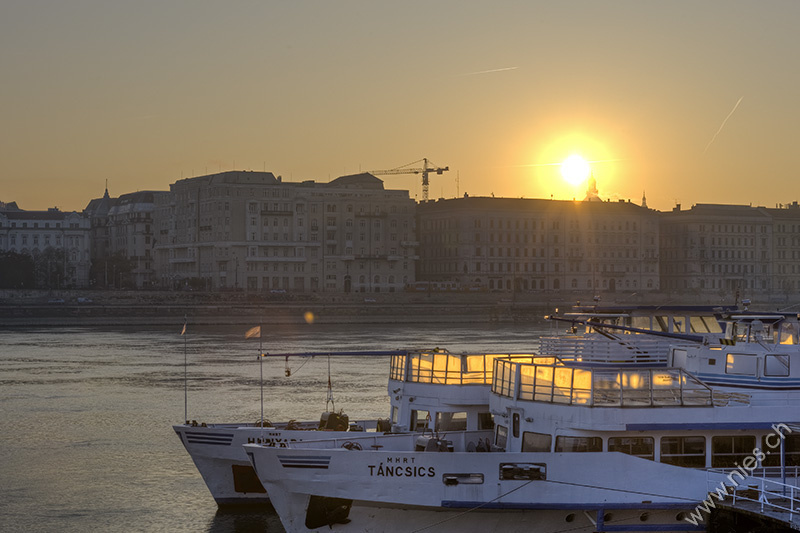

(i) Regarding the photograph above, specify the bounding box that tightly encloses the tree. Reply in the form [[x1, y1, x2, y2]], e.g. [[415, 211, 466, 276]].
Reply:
[[32, 247, 67, 289], [89, 251, 134, 288], [0, 251, 35, 289]]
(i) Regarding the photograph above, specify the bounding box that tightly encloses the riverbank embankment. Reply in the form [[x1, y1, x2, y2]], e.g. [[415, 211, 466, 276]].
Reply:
[[0, 289, 767, 327]]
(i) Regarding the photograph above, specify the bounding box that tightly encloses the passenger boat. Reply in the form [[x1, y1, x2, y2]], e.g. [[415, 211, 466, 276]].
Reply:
[[245, 349, 800, 532], [174, 348, 525, 505], [540, 304, 738, 365], [669, 310, 800, 390]]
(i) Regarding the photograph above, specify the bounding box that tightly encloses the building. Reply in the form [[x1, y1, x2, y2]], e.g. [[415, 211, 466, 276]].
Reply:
[[416, 195, 660, 293], [0, 202, 91, 288], [154, 170, 416, 292], [660, 202, 800, 299], [85, 188, 168, 288]]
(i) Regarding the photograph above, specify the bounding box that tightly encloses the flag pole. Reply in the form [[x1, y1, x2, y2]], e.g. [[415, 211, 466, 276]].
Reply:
[[182, 315, 188, 423], [259, 320, 264, 435]]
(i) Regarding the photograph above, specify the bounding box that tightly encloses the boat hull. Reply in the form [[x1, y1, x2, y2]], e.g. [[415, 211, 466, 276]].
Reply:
[[246, 445, 714, 532], [174, 422, 379, 505]]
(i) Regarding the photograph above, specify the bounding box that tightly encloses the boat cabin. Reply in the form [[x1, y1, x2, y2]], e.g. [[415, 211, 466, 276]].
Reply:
[[489, 356, 800, 475]]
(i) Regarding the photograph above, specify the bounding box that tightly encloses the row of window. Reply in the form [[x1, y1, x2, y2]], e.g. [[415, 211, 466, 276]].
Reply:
[[501, 431, 800, 468]]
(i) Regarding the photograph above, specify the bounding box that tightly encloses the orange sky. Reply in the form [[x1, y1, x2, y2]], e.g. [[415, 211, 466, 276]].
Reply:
[[2, 1, 799, 212]]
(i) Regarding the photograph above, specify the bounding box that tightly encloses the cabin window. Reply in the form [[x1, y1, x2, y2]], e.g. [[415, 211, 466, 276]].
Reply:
[[779, 324, 798, 345], [522, 432, 552, 452], [608, 437, 655, 460], [555, 436, 602, 453], [496, 425, 508, 449], [764, 355, 790, 377], [725, 353, 758, 376], [761, 434, 800, 467], [389, 354, 406, 380], [410, 410, 430, 431], [711, 436, 756, 468], [512, 413, 520, 438], [691, 315, 723, 334], [435, 411, 467, 432], [391, 406, 398, 425], [660, 436, 706, 467], [478, 412, 494, 430]]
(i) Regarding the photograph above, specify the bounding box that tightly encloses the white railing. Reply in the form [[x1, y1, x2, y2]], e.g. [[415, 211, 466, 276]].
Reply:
[[707, 470, 800, 521], [282, 429, 494, 452], [538, 334, 670, 365]]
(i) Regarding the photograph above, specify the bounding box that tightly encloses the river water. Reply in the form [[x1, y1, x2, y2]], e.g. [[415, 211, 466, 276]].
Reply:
[[0, 319, 553, 532]]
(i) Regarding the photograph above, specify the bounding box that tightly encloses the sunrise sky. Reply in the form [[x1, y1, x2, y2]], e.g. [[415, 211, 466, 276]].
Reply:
[[2, 1, 799, 212]]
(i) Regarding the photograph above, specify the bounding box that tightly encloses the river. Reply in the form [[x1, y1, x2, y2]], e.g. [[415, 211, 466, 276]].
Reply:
[[0, 319, 552, 532]]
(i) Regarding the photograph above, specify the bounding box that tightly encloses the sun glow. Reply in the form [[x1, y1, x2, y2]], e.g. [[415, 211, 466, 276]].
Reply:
[[560, 154, 591, 186]]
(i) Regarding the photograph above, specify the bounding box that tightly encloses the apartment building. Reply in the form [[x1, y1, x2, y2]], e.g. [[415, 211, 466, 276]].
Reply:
[[416, 196, 660, 293], [85, 189, 169, 288], [155, 170, 416, 292], [660, 202, 800, 299], [0, 202, 91, 288]]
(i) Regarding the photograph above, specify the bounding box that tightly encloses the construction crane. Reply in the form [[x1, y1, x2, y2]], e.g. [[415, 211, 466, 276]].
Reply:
[[369, 158, 449, 201]]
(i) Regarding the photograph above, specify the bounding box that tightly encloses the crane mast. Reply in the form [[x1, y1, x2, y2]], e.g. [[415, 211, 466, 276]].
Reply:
[[369, 158, 449, 201]]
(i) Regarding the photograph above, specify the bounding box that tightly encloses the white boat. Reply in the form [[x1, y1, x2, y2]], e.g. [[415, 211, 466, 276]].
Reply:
[[540, 304, 738, 365], [670, 311, 800, 391], [246, 349, 800, 532], [175, 348, 535, 505]]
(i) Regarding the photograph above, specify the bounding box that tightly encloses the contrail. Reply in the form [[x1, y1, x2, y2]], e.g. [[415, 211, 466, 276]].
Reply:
[[704, 96, 744, 154], [460, 66, 518, 76]]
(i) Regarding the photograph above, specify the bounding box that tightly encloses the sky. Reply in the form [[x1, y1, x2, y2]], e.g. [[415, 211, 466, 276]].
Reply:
[[2, 1, 799, 213]]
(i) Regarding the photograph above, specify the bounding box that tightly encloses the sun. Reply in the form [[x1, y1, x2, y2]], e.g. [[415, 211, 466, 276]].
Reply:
[[560, 154, 591, 186]]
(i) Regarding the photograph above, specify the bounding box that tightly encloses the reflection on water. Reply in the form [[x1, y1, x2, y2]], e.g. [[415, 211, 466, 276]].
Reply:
[[0, 320, 549, 532], [207, 506, 283, 533]]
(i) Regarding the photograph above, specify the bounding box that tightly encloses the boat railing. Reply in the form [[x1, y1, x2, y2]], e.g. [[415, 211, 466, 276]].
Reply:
[[748, 466, 800, 480], [278, 429, 495, 453], [538, 334, 671, 365], [706, 469, 800, 521], [493, 359, 717, 407]]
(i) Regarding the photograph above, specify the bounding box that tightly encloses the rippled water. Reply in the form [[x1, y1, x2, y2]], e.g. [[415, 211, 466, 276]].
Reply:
[[0, 319, 551, 532]]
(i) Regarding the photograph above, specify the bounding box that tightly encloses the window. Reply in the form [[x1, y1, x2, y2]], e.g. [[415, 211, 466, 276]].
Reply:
[[521, 432, 551, 452], [495, 425, 508, 449], [410, 410, 429, 431], [765, 354, 790, 377], [762, 434, 800, 467], [660, 436, 705, 467], [478, 412, 494, 430], [555, 436, 602, 452], [712, 436, 756, 468], [435, 411, 467, 432], [609, 437, 654, 460], [726, 353, 757, 375]]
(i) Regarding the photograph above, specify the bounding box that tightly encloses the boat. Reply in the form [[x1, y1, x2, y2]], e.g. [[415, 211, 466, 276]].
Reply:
[[540, 303, 739, 365], [245, 349, 800, 532], [669, 310, 800, 391], [174, 348, 537, 505]]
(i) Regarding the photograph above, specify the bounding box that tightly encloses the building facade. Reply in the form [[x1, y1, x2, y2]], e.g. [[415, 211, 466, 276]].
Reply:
[[154, 170, 416, 292], [416, 196, 660, 293], [660, 202, 800, 299], [0, 202, 91, 288], [85, 189, 168, 288]]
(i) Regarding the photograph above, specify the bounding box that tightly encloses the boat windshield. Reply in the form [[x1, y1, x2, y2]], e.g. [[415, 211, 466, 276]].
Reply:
[[493, 359, 714, 407], [390, 350, 549, 385]]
